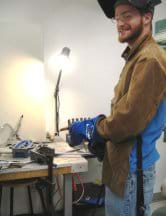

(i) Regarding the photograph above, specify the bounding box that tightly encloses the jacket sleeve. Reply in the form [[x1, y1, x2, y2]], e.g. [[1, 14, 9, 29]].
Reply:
[[96, 58, 166, 144]]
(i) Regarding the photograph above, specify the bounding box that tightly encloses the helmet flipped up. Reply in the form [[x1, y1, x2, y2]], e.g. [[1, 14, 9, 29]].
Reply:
[[97, 0, 162, 18]]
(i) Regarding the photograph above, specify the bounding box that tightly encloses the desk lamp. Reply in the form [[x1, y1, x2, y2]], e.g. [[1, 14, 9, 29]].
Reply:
[[54, 47, 71, 136]]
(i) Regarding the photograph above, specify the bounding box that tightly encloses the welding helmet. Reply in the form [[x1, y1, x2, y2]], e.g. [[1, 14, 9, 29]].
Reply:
[[97, 0, 161, 18]]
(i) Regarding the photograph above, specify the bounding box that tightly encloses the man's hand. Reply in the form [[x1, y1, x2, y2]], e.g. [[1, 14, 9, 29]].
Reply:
[[68, 115, 107, 161], [69, 115, 105, 146]]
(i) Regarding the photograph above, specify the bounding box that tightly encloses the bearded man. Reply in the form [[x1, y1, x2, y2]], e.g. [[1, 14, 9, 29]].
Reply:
[[69, 0, 166, 215]]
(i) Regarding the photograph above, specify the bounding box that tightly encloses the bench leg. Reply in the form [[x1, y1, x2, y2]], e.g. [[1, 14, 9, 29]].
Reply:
[[0, 186, 3, 216], [10, 187, 14, 216], [27, 185, 34, 215]]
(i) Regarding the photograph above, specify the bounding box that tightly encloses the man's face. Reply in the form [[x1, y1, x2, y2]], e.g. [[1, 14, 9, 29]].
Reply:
[[114, 4, 144, 44]]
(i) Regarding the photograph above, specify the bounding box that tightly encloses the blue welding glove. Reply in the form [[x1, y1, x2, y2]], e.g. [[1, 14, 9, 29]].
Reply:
[[88, 124, 106, 161], [69, 114, 106, 147]]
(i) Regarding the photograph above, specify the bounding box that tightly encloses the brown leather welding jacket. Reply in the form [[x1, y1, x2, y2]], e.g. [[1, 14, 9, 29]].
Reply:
[[96, 34, 166, 197]]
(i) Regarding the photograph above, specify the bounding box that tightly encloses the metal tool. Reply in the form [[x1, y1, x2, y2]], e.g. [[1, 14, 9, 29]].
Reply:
[[0, 160, 33, 170], [54, 150, 92, 157]]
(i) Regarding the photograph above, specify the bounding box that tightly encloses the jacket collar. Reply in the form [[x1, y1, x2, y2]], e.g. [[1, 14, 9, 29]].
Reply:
[[122, 34, 153, 61]]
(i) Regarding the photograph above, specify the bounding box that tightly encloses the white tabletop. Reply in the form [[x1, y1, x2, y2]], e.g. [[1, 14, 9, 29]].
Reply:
[[0, 141, 88, 174]]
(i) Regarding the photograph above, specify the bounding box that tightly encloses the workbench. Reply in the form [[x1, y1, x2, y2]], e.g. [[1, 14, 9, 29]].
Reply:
[[0, 141, 88, 216]]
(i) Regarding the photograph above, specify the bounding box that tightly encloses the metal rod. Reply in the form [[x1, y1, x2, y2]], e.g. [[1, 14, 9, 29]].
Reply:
[[54, 70, 62, 136]]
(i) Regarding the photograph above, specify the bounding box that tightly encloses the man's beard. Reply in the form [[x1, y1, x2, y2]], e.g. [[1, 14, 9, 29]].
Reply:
[[118, 20, 143, 44]]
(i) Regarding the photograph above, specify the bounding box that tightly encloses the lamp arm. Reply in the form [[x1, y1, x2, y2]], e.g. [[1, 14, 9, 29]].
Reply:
[[54, 70, 62, 97], [54, 70, 62, 136]]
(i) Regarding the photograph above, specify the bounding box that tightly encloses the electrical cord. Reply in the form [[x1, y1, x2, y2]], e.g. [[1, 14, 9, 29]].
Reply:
[[72, 173, 85, 204], [54, 175, 63, 209], [56, 175, 63, 200], [72, 174, 104, 216], [55, 197, 63, 209]]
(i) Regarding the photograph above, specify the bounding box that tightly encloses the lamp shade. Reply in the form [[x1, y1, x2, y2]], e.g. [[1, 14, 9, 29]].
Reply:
[[61, 47, 70, 57]]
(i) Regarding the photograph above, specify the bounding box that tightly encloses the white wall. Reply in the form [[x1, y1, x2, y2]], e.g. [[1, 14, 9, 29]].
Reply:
[[0, 0, 58, 142], [0, 1, 46, 214], [0, 22, 45, 141]]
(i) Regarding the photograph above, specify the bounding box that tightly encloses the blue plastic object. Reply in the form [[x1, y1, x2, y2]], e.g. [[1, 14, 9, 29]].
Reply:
[[12, 140, 33, 158]]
